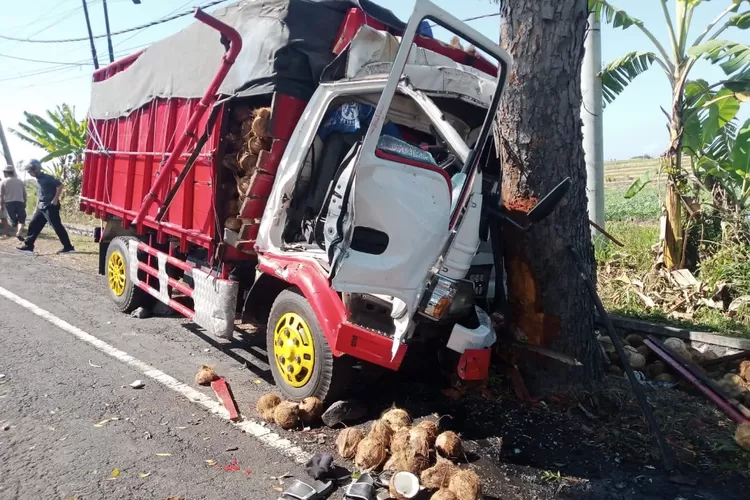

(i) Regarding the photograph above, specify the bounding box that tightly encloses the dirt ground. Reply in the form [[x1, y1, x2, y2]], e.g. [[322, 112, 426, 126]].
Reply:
[[1, 228, 748, 499]]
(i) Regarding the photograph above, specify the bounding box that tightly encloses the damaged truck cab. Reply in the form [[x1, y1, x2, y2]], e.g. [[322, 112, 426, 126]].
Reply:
[[80, 0, 512, 401]]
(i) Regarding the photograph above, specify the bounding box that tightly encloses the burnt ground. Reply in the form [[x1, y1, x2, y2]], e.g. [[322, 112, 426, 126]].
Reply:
[[0, 234, 748, 499]]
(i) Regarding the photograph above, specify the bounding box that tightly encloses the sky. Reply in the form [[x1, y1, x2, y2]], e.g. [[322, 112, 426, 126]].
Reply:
[[0, 0, 748, 166]]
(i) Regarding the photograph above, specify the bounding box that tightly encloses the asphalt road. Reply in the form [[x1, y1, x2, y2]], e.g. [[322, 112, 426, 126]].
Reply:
[[0, 243, 313, 500]]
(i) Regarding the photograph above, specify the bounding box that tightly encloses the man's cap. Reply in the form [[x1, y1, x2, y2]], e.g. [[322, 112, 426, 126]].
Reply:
[[2, 165, 15, 173], [24, 159, 42, 171]]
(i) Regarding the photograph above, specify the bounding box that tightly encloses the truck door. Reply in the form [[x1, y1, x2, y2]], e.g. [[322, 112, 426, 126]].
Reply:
[[325, 0, 510, 319]]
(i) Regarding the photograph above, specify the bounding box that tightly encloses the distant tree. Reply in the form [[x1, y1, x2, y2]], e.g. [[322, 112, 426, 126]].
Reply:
[[10, 104, 86, 195], [591, 0, 750, 269]]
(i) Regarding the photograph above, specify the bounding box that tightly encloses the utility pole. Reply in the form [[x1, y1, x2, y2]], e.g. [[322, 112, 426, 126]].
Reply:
[[582, 11, 605, 242], [103, 0, 115, 63], [81, 0, 99, 69], [0, 120, 13, 168]]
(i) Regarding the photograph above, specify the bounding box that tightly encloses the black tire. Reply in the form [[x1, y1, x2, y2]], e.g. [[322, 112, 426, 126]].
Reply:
[[105, 236, 148, 313], [267, 288, 350, 403]]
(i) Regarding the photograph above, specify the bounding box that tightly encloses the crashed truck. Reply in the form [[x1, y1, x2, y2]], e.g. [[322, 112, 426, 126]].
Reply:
[[80, 0, 565, 402]]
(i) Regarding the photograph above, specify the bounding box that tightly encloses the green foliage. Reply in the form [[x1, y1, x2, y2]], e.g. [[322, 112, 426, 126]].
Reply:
[[10, 104, 86, 197], [600, 51, 657, 105]]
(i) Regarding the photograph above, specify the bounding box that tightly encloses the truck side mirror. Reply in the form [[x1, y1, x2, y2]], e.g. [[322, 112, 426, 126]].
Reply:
[[527, 177, 571, 223]]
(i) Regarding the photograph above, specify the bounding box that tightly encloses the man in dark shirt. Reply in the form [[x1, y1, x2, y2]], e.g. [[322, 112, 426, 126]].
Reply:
[[17, 159, 75, 254]]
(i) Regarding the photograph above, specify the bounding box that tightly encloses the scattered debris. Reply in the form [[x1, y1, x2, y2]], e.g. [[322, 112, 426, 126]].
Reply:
[[137, 472, 151, 479], [226, 446, 238, 452], [131, 307, 151, 319], [195, 365, 219, 386], [205, 459, 217, 466], [155, 452, 172, 457], [211, 377, 240, 421], [88, 359, 102, 368], [93, 417, 119, 427], [110, 468, 120, 479], [129, 380, 145, 389], [2, 423, 10, 431]]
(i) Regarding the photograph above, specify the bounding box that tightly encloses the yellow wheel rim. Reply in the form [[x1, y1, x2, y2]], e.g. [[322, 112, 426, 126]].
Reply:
[[273, 312, 315, 388], [107, 250, 127, 297]]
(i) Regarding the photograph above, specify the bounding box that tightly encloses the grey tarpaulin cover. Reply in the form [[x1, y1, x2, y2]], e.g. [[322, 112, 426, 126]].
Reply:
[[89, 0, 405, 120]]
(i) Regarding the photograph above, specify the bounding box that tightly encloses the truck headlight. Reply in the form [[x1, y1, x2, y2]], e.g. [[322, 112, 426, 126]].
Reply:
[[421, 276, 475, 321]]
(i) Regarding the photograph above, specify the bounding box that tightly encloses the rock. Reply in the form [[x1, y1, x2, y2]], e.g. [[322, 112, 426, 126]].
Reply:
[[321, 400, 368, 428], [687, 347, 703, 364], [624, 345, 646, 370], [131, 307, 151, 319], [2, 423, 10, 431], [130, 380, 145, 389], [625, 333, 644, 347]]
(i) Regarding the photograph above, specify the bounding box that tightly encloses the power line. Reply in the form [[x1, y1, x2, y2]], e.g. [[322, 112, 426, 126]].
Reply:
[[0, 52, 90, 66], [0, 0, 232, 44]]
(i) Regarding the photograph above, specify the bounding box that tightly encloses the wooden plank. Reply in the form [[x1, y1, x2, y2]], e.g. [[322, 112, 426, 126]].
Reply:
[[597, 314, 750, 351]]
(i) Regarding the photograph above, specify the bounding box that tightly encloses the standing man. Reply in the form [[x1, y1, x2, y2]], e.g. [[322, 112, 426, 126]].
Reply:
[[0, 164, 27, 241], [17, 159, 75, 254]]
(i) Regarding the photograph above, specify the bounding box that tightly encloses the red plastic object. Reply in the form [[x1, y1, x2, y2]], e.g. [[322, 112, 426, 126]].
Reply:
[[457, 348, 492, 381], [211, 377, 241, 421]]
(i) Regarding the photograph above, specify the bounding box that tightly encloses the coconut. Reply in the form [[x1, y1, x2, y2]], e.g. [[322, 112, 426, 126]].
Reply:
[[435, 431, 463, 460], [194, 365, 218, 386], [699, 350, 719, 365], [739, 361, 750, 383], [448, 469, 481, 500], [654, 373, 675, 383], [256, 393, 282, 423], [607, 364, 624, 376], [421, 458, 459, 489], [645, 361, 666, 379], [625, 333, 644, 347], [598, 336, 616, 353], [636, 345, 651, 360], [236, 175, 252, 196], [432, 489, 458, 500], [409, 426, 431, 457], [687, 347, 703, 364], [224, 216, 243, 232], [355, 437, 388, 471], [238, 152, 259, 174], [663, 338, 692, 361], [251, 107, 272, 138], [273, 401, 300, 430], [336, 427, 365, 459], [226, 198, 240, 216], [384, 448, 430, 474], [389, 471, 420, 500], [391, 427, 411, 454], [299, 397, 323, 424], [417, 419, 439, 445], [717, 378, 746, 400], [382, 408, 412, 432], [368, 419, 394, 446], [735, 422, 750, 451], [247, 136, 269, 155], [624, 346, 646, 370]]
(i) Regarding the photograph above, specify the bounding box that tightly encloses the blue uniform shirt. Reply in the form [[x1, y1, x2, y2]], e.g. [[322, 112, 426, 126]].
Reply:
[[35, 172, 62, 204]]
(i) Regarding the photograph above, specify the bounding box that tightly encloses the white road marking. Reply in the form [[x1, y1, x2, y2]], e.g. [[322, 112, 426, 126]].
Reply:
[[0, 285, 312, 464]]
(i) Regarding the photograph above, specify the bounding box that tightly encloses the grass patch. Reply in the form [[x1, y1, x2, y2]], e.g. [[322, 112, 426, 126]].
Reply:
[[604, 183, 662, 222], [24, 181, 97, 227]]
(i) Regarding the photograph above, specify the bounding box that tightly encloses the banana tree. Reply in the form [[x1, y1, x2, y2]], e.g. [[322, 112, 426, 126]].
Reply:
[[590, 0, 750, 270]]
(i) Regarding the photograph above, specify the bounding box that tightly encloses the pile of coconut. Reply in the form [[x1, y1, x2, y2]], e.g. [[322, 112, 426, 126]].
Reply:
[[256, 393, 324, 429], [336, 408, 481, 500], [221, 104, 273, 233], [599, 334, 750, 406]]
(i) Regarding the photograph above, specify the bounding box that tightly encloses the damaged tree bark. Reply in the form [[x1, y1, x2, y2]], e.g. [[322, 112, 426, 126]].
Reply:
[[496, 0, 603, 392]]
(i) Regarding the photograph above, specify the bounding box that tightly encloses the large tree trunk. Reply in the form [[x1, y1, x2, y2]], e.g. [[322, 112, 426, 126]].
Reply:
[[496, 0, 603, 393]]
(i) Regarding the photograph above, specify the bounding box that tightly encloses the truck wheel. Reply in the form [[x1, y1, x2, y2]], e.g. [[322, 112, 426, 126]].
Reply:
[[105, 236, 148, 313], [267, 289, 349, 402]]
